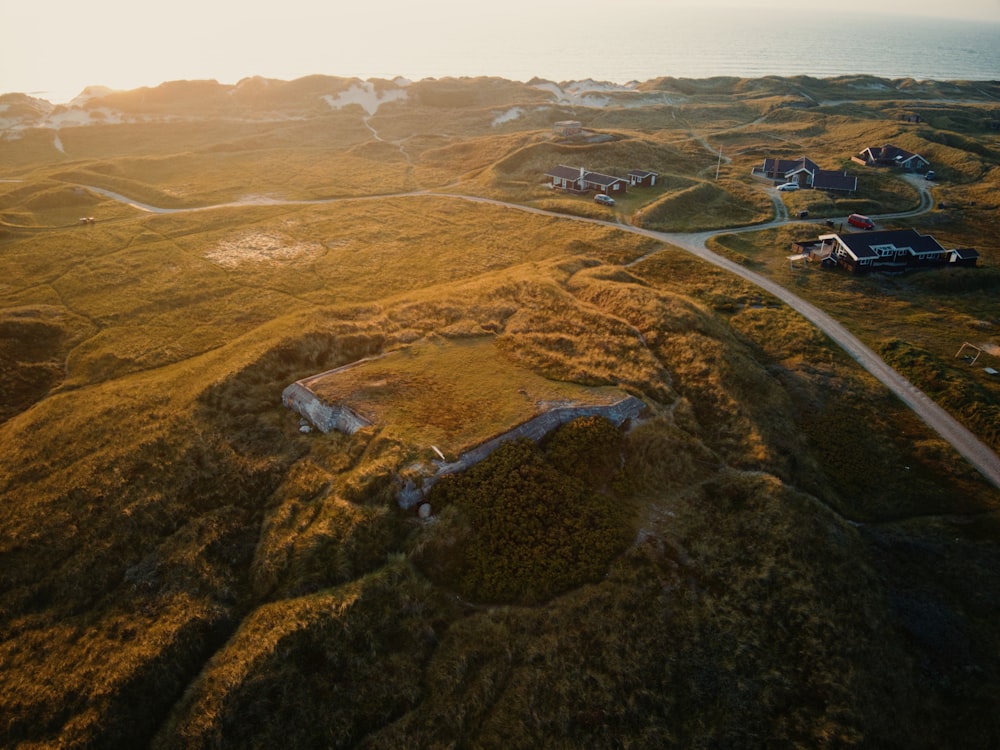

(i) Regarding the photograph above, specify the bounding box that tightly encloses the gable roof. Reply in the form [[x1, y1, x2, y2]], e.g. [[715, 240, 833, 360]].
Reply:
[[585, 172, 626, 187], [545, 164, 584, 181], [822, 229, 946, 262], [763, 156, 820, 177], [951, 247, 979, 260], [545, 164, 627, 186], [813, 170, 858, 192], [858, 144, 928, 165], [628, 169, 658, 178]]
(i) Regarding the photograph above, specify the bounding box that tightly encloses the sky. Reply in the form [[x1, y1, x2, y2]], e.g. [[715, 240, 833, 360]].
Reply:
[[2, 0, 999, 104]]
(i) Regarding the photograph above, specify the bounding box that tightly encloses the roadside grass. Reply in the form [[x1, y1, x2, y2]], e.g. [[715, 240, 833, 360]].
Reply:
[[880, 338, 1000, 452], [636, 178, 772, 231], [708, 223, 1000, 456]]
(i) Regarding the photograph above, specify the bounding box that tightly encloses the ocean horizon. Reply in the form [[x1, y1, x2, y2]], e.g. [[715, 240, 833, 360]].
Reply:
[[433, 9, 1000, 86], [10, 8, 1000, 105]]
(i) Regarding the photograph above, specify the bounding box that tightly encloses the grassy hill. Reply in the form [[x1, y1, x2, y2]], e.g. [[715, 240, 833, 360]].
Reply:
[[1, 74, 999, 748]]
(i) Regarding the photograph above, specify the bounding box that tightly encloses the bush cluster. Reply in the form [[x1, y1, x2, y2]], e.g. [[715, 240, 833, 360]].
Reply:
[[422, 418, 632, 604]]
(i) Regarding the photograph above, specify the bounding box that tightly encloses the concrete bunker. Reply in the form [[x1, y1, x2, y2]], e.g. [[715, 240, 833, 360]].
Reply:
[[281, 336, 646, 507]]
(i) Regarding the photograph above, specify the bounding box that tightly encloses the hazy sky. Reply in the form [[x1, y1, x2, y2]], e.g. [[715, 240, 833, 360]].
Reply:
[[2, 0, 999, 103]]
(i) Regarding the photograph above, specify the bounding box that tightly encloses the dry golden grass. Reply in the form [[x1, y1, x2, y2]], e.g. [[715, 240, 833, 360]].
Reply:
[[637, 177, 773, 231], [305, 335, 629, 456], [2, 75, 1000, 750]]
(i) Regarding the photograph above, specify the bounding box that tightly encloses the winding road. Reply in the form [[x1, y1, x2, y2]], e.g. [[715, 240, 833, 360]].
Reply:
[[80, 180, 1000, 491]]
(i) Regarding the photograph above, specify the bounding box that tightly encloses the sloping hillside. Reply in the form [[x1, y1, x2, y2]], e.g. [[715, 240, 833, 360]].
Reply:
[[1, 75, 999, 749]]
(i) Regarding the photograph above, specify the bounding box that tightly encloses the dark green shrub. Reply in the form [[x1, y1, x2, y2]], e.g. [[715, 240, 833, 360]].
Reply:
[[420, 424, 633, 604], [541, 415, 623, 488]]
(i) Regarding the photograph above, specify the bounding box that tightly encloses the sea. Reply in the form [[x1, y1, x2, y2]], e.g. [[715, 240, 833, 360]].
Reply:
[[360, 8, 1000, 86], [12, 7, 1000, 104]]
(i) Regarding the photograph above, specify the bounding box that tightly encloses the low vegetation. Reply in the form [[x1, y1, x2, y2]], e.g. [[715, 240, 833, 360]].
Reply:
[[1, 74, 998, 749], [418, 421, 632, 603]]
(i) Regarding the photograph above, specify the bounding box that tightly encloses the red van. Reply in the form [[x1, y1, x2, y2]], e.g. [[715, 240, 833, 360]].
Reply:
[[847, 213, 874, 229]]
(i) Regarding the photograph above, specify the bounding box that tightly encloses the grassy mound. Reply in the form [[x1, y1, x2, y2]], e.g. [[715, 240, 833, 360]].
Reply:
[[636, 179, 771, 231]]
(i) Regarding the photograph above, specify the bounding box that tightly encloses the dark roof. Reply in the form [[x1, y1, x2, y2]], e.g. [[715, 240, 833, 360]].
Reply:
[[787, 157, 821, 174], [546, 164, 626, 187], [952, 247, 980, 260], [858, 144, 927, 164], [763, 156, 819, 176], [585, 172, 626, 187], [792, 238, 823, 250], [628, 169, 658, 178], [882, 144, 919, 162], [836, 228, 945, 260], [813, 170, 857, 192], [546, 164, 583, 180]]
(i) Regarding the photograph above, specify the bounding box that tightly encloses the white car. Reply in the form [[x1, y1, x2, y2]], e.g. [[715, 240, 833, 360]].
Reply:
[[594, 194, 615, 206], [776, 182, 799, 192]]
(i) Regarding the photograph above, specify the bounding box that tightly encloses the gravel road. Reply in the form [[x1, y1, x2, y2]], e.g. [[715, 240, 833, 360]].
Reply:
[[83, 182, 1000, 490]]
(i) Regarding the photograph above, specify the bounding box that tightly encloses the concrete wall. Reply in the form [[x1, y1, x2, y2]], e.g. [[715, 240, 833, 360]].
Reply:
[[396, 395, 646, 508], [281, 382, 372, 434], [282, 377, 645, 509]]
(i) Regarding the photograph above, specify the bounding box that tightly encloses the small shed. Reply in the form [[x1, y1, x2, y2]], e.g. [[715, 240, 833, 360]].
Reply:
[[949, 248, 979, 266]]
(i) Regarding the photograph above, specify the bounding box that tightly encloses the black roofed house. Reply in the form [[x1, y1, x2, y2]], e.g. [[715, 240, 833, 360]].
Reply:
[[818, 228, 954, 274], [585, 171, 628, 195], [852, 144, 930, 172], [547, 164, 587, 191], [545, 165, 628, 195], [812, 170, 858, 192], [761, 156, 819, 183], [757, 156, 857, 192], [628, 169, 658, 187]]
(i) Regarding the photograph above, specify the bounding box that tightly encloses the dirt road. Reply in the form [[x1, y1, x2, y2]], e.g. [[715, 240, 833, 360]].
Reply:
[[81, 182, 1000, 490]]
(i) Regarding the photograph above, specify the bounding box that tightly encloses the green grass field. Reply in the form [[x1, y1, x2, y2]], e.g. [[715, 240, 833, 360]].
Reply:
[[1, 74, 999, 749]]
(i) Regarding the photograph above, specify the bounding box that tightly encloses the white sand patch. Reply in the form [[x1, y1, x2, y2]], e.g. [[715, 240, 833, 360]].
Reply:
[[46, 108, 126, 127], [581, 95, 611, 108], [0, 106, 128, 132], [0, 119, 23, 135], [322, 82, 408, 115], [533, 79, 681, 109], [205, 230, 324, 268], [492, 107, 524, 126], [53, 133, 64, 153]]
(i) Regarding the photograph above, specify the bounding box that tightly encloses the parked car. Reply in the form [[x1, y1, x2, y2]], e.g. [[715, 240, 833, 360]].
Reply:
[[797, 210, 809, 219], [847, 213, 875, 230], [777, 182, 799, 191], [594, 194, 615, 206], [924, 170, 936, 181]]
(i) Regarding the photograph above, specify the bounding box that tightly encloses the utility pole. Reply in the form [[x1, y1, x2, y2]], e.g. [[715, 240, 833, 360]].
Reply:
[[716, 147, 722, 180]]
